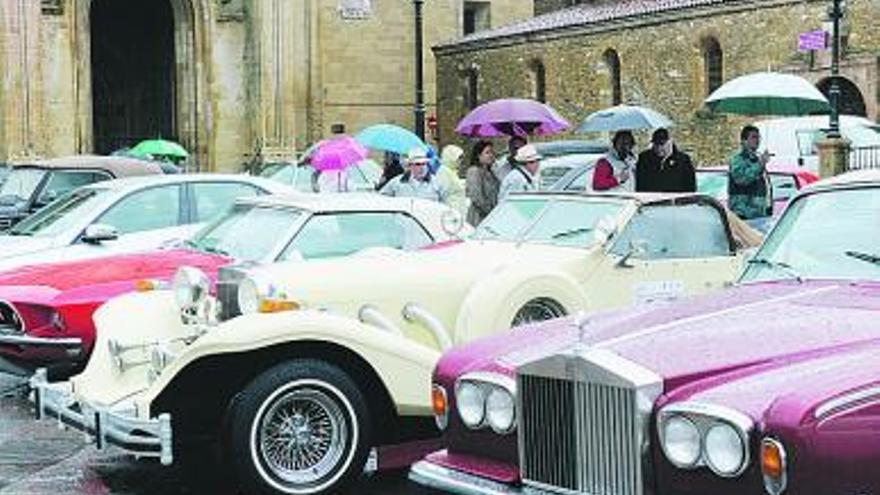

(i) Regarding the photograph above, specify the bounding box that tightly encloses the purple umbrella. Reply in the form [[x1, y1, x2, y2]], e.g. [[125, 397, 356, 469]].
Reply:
[[455, 98, 570, 137], [310, 136, 369, 171]]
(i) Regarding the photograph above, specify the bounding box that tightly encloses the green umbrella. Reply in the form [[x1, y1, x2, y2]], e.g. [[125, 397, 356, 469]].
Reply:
[[130, 139, 189, 160]]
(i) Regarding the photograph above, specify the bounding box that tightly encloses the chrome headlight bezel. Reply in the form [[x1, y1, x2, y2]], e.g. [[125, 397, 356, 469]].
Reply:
[[237, 273, 296, 315], [704, 421, 747, 477], [172, 266, 210, 311], [657, 402, 752, 478], [660, 415, 702, 468], [455, 372, 517, 434]]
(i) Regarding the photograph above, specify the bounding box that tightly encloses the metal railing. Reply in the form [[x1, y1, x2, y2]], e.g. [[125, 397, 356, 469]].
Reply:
[[849, 146, 880, 170]]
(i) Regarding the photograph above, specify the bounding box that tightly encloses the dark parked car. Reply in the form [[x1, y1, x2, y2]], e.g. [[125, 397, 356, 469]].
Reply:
[[0, 156, 166, 229]]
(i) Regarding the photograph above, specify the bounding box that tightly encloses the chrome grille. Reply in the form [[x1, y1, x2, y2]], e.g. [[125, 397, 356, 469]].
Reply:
[[216, 266, 249, 321], [518, 350, 660, 495], [0, 302, 23, 333]]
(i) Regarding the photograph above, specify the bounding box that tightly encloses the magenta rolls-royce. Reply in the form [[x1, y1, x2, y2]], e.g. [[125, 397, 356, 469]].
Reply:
[[411, 169, 880, 495]]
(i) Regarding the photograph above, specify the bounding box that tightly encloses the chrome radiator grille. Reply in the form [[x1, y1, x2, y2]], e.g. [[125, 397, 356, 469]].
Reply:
[[216, 266, 249, 321], [519, 374, 642, 495]]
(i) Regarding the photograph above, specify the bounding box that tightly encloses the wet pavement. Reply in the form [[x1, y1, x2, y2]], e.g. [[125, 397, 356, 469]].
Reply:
[[0, 374, 429, 495]]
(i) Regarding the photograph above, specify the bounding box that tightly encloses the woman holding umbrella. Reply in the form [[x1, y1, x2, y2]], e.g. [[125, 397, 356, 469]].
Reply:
[[380, 147, 448, 203]]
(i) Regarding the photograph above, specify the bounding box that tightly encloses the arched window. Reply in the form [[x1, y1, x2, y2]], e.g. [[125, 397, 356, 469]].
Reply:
[[528, 59, 546, 103], [702, 37, 723, 96], [603, 49, 621, 105], [464, 67, 479, 110]]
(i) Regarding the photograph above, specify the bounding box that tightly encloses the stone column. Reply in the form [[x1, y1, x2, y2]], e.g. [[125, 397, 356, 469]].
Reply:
[[0, 0, 42, 160], [250, 0, 303, 162], [816, 136, 851, 178]]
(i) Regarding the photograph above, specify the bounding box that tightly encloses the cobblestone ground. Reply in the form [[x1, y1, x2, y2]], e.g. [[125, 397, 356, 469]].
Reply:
[[0, 374, 430, 495]]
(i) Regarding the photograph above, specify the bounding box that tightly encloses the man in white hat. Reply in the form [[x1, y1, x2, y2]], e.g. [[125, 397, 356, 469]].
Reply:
[[498, 143, 541, 200], [379, 147, 448, 203]]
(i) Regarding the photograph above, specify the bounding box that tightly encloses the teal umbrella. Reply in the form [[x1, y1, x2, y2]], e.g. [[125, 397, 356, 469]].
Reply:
[[355, 124, 427, 154], [130, 139, 189, 160]]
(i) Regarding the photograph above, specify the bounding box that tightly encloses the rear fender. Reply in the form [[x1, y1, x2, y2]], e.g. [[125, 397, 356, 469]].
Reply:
[[454, 270, 587, 343]]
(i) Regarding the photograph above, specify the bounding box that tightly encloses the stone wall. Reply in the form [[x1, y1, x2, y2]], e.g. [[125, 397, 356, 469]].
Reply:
[[534, 0, 576, 16], [435, 0, 880, 165]]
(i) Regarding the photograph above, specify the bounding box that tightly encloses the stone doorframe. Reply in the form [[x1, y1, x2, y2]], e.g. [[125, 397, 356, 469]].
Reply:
[[72, 0, 216, 170]]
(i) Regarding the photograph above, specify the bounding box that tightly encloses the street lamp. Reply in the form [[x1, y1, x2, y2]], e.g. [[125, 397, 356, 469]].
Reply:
[[826, 0, 844, 138], [413, 0, 426, 141]]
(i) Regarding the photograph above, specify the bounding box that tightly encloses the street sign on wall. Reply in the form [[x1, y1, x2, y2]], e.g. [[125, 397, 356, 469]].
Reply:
[[798, 30, 828, 52]]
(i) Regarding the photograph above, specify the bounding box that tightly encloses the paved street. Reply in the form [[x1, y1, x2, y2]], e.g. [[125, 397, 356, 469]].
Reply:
[[0, 374, 427, 495]]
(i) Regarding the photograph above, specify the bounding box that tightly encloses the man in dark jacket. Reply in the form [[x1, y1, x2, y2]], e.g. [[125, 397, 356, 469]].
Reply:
[[635, 128, 696, 193]]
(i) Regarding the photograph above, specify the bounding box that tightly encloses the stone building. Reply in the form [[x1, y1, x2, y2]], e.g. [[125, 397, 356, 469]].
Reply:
[[433, 0, 880, 164], [0, 0, 532, 171]]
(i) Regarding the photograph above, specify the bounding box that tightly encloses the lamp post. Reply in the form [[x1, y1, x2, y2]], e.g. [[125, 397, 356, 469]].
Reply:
[[413, 0, 426, 141], [826, 0, 843, 138]]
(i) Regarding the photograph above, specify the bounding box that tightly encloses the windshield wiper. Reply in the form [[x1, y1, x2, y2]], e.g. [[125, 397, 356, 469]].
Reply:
[[201, 244, 232, 257], [747, 257, 804, 283], [552, 227, 592, 240], [845, 250, 880, 267], [478, 225, 501, 239]]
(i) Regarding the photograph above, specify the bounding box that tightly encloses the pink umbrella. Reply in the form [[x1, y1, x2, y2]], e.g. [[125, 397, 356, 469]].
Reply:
[[310, 136, 369, 171], [455, 98, 570, 137]]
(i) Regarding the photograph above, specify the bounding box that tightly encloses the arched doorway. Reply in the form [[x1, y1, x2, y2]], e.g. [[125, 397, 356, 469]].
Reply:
[[817, 76, 867, 116], [90, 0, 176, 154]]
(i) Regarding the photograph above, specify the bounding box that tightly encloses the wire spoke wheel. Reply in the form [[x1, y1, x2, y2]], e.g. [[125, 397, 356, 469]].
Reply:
[[255, 387, 349, 488], [512, 298, 566, 327]]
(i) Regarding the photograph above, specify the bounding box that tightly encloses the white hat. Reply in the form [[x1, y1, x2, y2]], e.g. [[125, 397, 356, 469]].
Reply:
[[406, 147, 431, 165], [514, 144, 541, 163]]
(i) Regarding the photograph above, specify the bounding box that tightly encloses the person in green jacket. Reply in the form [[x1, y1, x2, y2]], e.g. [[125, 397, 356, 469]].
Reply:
[[728, 125, 773, 220]]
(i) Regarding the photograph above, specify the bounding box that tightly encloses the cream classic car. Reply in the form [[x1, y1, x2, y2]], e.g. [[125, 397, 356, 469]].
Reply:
[[32, 191, 759, 495]]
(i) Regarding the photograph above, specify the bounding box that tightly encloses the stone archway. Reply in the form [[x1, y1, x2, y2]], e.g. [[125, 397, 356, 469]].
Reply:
[[73, 0, 214, 169], [817, 76, 867, 117]]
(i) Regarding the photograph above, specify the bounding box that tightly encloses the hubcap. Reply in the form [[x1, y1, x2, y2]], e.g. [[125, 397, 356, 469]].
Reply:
[[512, 299, 566, 327], [257, 388, 349, 487]]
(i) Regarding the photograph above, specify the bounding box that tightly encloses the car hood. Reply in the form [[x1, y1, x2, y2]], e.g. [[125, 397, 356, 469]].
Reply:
[[0, 235, 58, 258], [0, 248, 230, 294], [436, 281, 880, 397]]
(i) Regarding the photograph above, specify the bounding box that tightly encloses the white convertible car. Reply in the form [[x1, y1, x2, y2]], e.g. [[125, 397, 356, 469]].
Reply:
[[0, 174, 290, 271]]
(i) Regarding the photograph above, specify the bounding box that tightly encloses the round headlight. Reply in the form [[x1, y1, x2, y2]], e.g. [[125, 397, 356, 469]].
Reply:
[[173, 267, 210, 310], [485, 386, 516, 433], [662, 416, 701, 467], [456, 382, 486, 428], [237, 276, 261, 315], [705, 422, 746, 476]]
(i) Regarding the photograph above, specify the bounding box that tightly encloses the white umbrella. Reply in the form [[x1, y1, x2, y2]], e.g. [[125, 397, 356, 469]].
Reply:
[[704, 72, 830, 115], [576, 104, 674, 133]]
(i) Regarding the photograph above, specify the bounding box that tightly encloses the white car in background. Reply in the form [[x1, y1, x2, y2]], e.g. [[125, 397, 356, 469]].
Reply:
[[755, 114, 880, 171], [0, 174, 290, 270]]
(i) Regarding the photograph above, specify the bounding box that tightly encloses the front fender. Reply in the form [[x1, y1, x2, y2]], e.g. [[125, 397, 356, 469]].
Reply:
[[454, 270, 588, 343], [143, 309, 442, 416]]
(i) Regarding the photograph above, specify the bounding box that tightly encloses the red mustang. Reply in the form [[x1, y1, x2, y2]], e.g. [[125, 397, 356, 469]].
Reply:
[[0, 193, 458, 377]]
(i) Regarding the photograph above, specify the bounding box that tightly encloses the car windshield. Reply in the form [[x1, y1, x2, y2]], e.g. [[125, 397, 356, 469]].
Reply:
[[187, 203, 303, 262], [472, 196, 624, 248], [0, 168, 46, 204], [8, 187, 109, 237], [740, 187, 880, 283]]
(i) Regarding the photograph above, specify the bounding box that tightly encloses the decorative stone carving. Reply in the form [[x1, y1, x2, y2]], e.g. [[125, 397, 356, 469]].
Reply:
[[217, 0, 245, 22], [338, 0, 371, 20], [41, 0, 64, 15]]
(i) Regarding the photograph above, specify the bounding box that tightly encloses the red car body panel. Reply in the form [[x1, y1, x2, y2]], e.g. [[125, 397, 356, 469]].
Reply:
[[0, 248, 229, 371]]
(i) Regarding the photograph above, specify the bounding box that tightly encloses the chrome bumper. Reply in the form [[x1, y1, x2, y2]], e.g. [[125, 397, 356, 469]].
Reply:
[[410, 460, 550, 495], [30, 369, 173, 465], [0, 334, 83, 352]]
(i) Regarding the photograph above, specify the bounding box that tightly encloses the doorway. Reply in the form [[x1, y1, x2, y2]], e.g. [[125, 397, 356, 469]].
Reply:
[[90, 0, 176, 154], [817, 76, 868, 117]]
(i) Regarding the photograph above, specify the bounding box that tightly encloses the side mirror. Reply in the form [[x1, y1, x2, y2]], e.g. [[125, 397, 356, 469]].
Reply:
[[616, 240, 648, 268], [82, 224, 119, 244]]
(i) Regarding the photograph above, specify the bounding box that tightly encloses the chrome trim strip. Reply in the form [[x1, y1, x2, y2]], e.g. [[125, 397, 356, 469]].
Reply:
[[814, 385, 880, 419], [0, 334, 82, 349], [460, 371, 517, 394], [410, 460, 538, 495]]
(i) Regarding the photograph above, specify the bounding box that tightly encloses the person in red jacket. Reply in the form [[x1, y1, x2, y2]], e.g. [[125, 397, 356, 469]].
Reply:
[[592, 130, 637, 191]]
